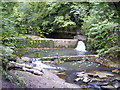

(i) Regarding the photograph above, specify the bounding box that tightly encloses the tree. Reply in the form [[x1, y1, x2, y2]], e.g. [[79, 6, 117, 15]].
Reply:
[[81, 2, 120, 57]]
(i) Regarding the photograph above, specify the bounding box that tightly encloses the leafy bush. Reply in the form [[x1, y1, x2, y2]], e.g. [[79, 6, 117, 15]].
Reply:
[[1, 45, 14, 58], [0, 45, 15, 68], [81, 2, 120, 57], [1, 2, 120, 58]]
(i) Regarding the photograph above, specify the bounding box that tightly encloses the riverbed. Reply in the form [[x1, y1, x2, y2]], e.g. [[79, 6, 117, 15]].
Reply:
[[10, 48, 120, 89]]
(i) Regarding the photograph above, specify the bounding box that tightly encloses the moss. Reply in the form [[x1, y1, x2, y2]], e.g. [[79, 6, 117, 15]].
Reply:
[[7, 38, 77, 48]]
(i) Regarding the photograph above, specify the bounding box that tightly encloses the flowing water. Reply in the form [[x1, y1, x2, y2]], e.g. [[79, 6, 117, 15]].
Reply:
[[14, 41, 120, 89], [31, 59, 120, 89], [75, 41, 86, 51], [15, 48, 88, 58], [15, 41, 88, 58]]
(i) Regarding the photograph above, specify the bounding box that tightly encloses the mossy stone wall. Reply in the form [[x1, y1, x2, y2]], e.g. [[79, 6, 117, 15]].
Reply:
[[8, 38, 78, 48]]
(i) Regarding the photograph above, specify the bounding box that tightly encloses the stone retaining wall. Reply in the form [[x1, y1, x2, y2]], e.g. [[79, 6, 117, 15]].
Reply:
[[52, 39, 78, 48], [10, 37, 78, 48]]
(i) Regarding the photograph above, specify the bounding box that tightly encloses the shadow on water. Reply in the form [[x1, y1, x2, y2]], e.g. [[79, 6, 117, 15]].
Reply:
[[14, 48, 89, 58], [14, 40, 89, 58]]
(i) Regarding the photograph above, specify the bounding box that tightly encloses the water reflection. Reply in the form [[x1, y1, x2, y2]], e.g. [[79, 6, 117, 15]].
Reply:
[[15, 49, 88, 58]]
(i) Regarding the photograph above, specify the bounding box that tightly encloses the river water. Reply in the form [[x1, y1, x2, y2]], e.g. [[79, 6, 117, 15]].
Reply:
[[13, 41, 119, 89], [14, 48, 89, 58], [14, 48, 120, 89]]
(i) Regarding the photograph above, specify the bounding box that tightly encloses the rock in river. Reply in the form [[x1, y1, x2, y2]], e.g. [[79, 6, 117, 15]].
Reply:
[[101, 85, 114, 89]]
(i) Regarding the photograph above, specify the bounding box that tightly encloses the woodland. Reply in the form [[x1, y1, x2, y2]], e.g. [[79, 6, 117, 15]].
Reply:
[[1, 1, 120, 89]]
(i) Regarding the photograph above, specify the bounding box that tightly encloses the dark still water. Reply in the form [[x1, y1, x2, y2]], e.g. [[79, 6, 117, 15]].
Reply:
[[14, 48, 89, 58]]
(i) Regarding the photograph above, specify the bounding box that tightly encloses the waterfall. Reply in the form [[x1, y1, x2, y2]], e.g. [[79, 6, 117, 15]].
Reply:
[[75, 41, 86, 51]]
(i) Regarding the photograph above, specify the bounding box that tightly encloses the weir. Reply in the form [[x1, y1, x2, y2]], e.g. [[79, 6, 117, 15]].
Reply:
[[31, 41, 88, 68], [15, 40, 99, 62], [12, 37, 78, 48], [16, 40, 90, 58], [28, 40, 119, 90], [13, 38, 120, 89]]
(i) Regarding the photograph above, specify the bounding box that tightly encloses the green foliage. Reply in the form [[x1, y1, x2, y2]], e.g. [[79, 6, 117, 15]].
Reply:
[[0, 45, 17, 69], [6, 2, 89, 35], [15, 72, 26, 86], [2, 17, 17, 37], [96, 46, 120, 57], [82, 2, 120, 57], [2, 69, 14, 82], [2, 68, 26, 87], [1, 2, 89, 37], [54, 16, 76, 28], [0, 45, 14, 59], [1, 2, 19, 38], [1, 2, 120, 58]]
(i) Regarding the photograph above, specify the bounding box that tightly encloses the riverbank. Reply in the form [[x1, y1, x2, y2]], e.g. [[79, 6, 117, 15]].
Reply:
[[1, 58, 120, 89], [2, 68, 81, 89]]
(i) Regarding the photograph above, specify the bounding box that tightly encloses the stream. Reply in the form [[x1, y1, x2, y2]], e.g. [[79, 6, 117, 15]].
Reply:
[[14, 48, 89, 58], [14, 48, 120, 89], [41, 60, 120, 89], [13, 41, 120, 89]]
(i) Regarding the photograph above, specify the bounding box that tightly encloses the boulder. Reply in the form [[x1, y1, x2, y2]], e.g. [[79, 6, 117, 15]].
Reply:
[[101, 85, 114, 89], [96, 72, 114, 78], [82, 76, 91, 83], [22, 67, 43, 76], [74, 78, 82, 82], [33, 70, 43, 76], [17, 57, 31, 63], [112, 69, 120, 73]]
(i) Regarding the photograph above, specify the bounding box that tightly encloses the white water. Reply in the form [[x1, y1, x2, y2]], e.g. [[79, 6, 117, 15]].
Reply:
[[75, 41, 86, 51], [31, 41, 87, 69], [32, 60, 66, 70], [32, 60, 56, 69]]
